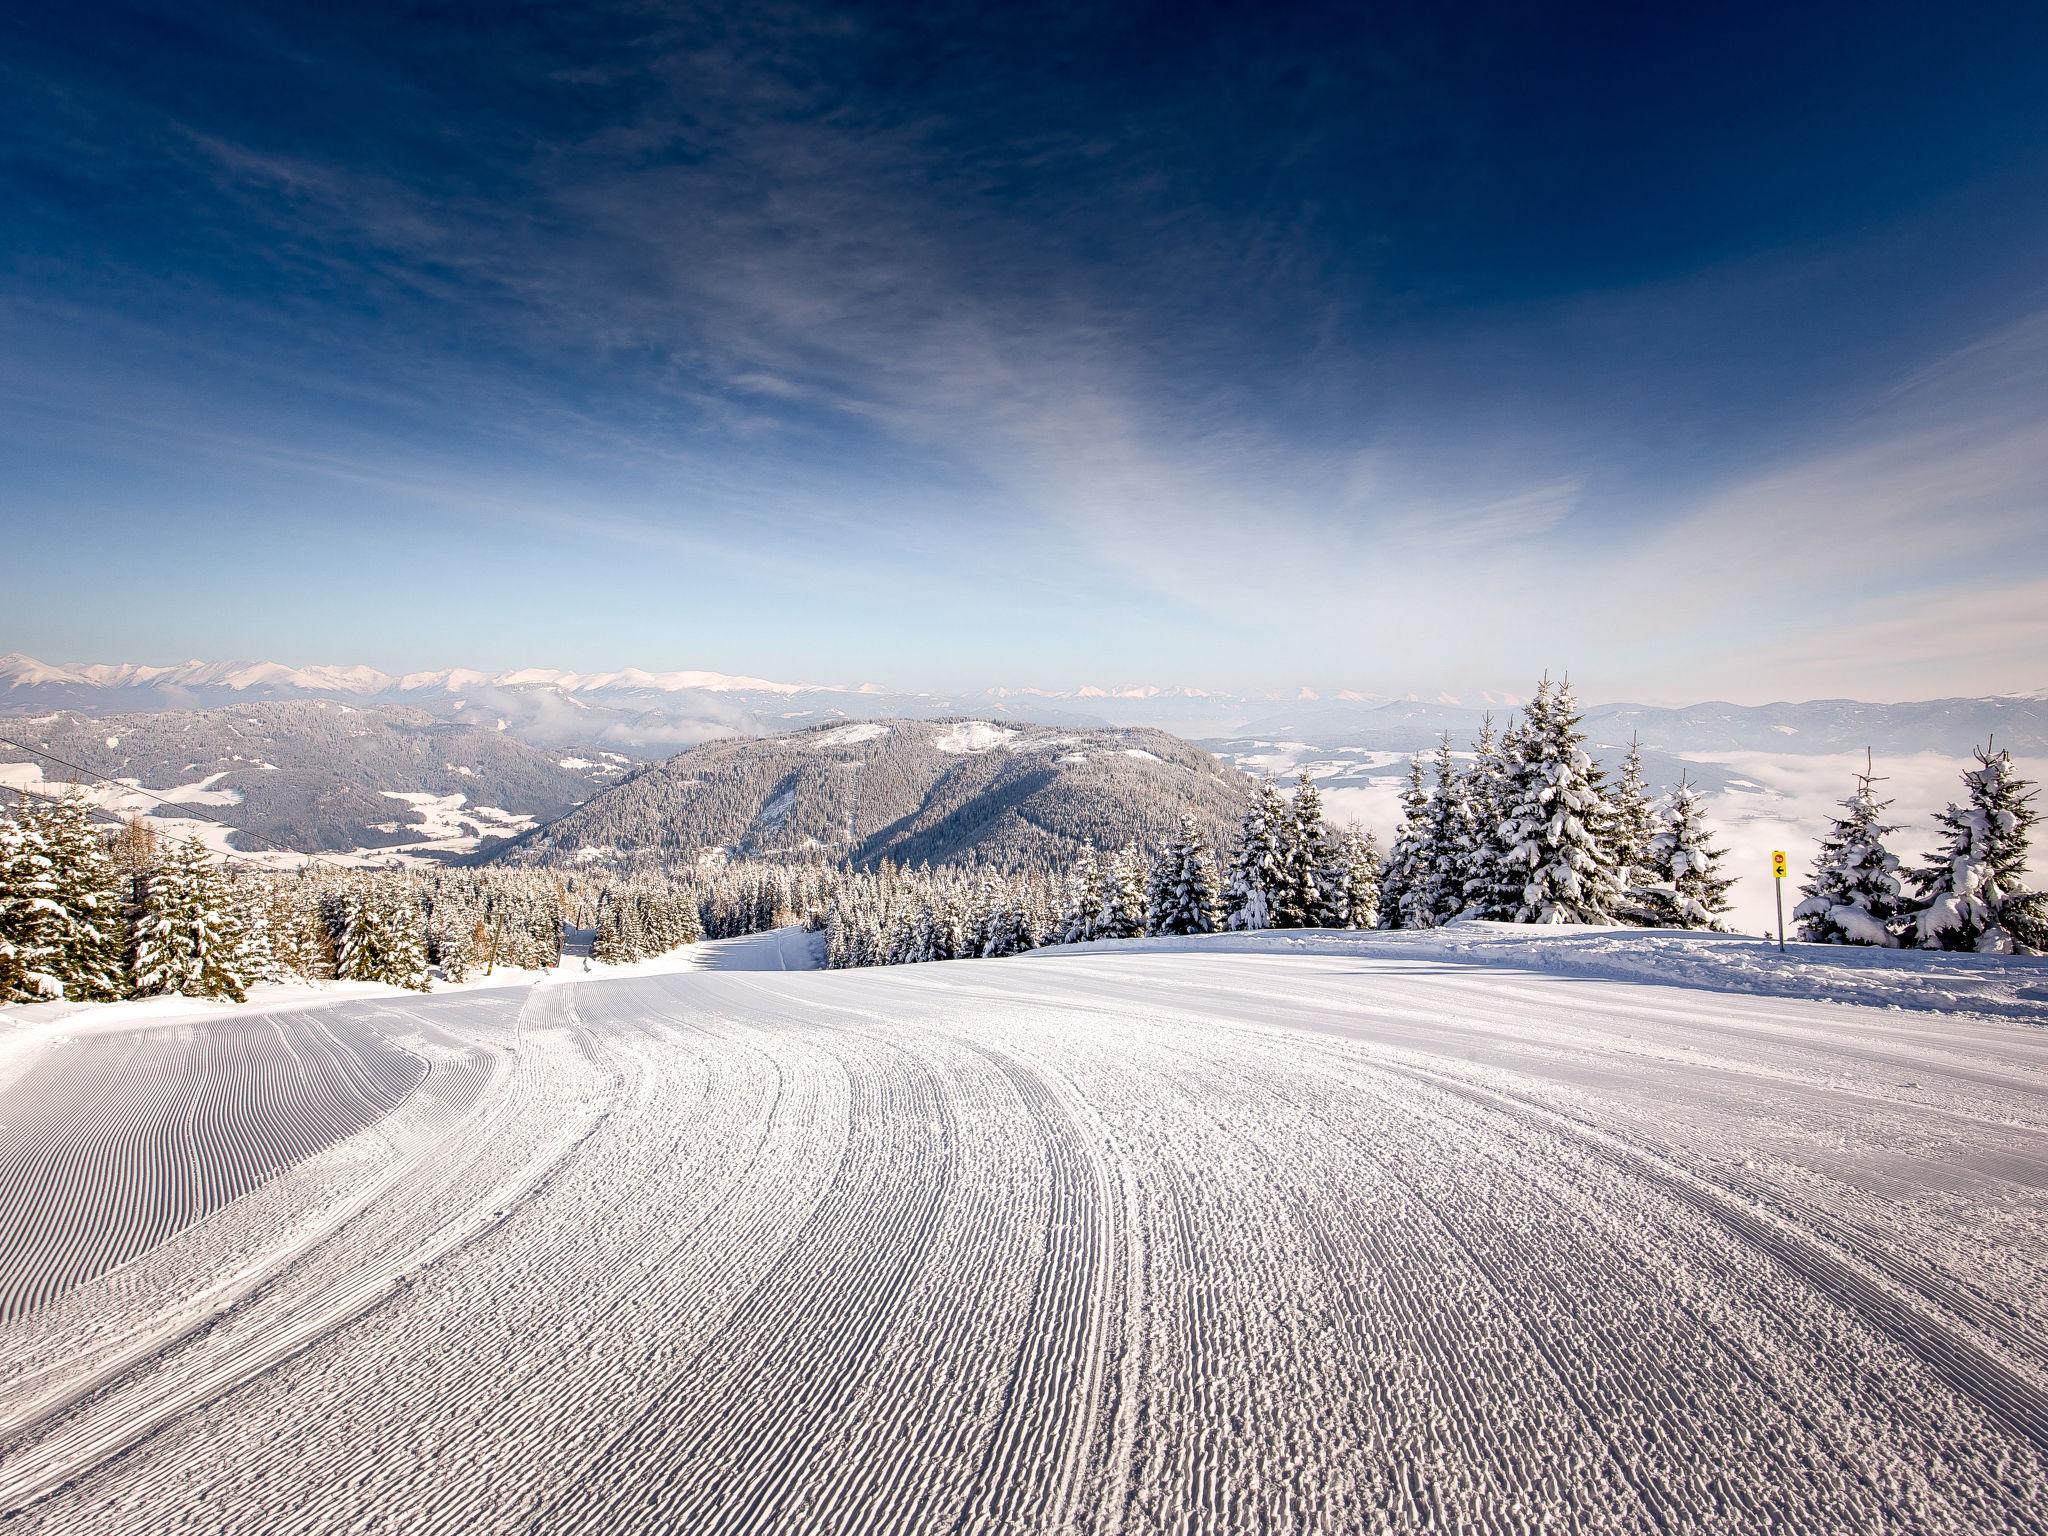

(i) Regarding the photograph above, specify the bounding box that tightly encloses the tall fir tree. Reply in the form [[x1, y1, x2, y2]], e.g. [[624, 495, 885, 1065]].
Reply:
[[228, 872, 280, 985], [1278, 771, 1339, 927], [1059, 845, 1106, 943], [1224, 778, 1291, 931], [130, 837, 251, 1001], [1405, 736, 1470, 928], [1377, 757, 1431, 929], [1329, 827, 1381, 930], [1465, 716, 1531, 921], [334, 875, 431, 990], [1637, 779, 1735, 931], [1905, 743, 2046, 954], [40, 796, 128, 1000], [1794, 755, 1905, 946], [1496, 678, 1623, 924], [1609, 734, 1658, 920], [1148, 813, 1222, 936], [1457, 717, 1506, 920], [1098, 844, 1149, 940], [0, 796, 66, 1001]]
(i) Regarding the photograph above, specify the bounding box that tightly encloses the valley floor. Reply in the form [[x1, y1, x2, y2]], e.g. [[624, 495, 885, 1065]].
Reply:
[[1, 931, 2045, 1533]]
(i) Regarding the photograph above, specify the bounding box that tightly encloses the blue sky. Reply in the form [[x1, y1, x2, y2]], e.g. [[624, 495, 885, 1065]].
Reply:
[[4, 0, 2046, 702]]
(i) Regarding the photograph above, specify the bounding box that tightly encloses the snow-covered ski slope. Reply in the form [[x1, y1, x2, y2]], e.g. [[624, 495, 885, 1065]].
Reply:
[[2, 931, 2045, 1534]]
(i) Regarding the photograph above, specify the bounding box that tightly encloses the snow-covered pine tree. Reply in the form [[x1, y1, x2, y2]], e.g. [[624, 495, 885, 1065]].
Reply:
[[1377, 757, 1430, 929], [37, 795, 127, 1000], [0, 796, 66, 1001], [931, 889, 970, 960], [1405, 736, 1471, 929], [1224, 778, 1291, 931], [266, 873, 335, 982], [1276, 771, 1340, 927], [1496, 677, 1623, 924], [979, 887, 1032, 958], [1463, 716, 1527, 920], [1794, 754, 1905, 946], [1456, 717, 1505, 921], [1905, 743, 2046, 954], [230, 873, 280, 985], [1060, 845, 1105, 943], [591, 892, 628, 963], [1610, 734, 1658, 920], [129, 837, 251, 1001], [1148, 813, 1222, 936], [1327, 826, 1381, 930], [1637, 778, 1734, 931], [1098, 844, 1149, 940], [334, 875, 431, 990]]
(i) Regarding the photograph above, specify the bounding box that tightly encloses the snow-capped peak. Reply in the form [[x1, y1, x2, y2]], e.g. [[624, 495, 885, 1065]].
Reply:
[[0, 653, 826, 699]]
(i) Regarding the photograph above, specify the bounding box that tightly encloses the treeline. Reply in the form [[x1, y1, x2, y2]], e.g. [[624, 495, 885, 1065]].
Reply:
[[7, 674, 2042, 1004], [0, 799, 571, 1002]]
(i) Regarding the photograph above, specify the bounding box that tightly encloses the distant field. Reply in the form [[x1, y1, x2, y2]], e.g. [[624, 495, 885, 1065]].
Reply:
[[1, 932, 2044, 1533]]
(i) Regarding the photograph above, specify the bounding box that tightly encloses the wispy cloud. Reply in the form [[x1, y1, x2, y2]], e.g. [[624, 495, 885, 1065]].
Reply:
[[8, 1, 2046, 699]]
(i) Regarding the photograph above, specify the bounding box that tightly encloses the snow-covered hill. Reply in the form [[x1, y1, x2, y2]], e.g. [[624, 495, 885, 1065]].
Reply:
[[496, 716, 1248, 871], [0, 930, 2042, 1531]]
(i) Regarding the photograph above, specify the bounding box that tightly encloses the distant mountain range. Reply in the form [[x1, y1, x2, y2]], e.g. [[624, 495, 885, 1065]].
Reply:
[[6, 652, 2041, 757], [494, 718, 1248, 872]]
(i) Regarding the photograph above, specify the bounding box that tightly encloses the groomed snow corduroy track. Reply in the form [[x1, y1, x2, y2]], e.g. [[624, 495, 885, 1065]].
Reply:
[[0, 1007, 430, 1322], [1, 933, 2045, 1534]]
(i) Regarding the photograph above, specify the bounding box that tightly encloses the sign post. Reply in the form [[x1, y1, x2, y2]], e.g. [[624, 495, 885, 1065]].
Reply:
[[1771, 849, 1788, 951]]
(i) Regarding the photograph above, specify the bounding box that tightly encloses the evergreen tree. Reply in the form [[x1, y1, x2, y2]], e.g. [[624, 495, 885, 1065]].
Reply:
[[1905, 743, 2046, 954], [1224, 779, 1291, 931], [1098, 843, 1149, 940], [1794, 755, 1905, 946], [39, 796, 127, 1000], [1328, 827, 1381, 930], [0, 797, 66, 1001], [1464, 716, 1529, 921], [231, 874, 280, 985], [1406, 736, 1471, 928], [130, 837, 251, 1001], [1059, 845, 1105, 943], [1496, 678, 1623, 924], [1148, 814, 1222, 936], [1610, 734, 1658, 920], [1637, 778, 1735, 931], [1278, 771, 1339, 927], [333, 875, 430, 990], [1377, 757, 1430, 929], [592, 892, 629, 962], [1457, 717, 1507, 921], [979, 892, 1032, 957]]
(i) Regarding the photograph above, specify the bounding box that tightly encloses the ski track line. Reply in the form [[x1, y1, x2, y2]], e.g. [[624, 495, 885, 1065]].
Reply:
[[1, 948, 2045, 1534]]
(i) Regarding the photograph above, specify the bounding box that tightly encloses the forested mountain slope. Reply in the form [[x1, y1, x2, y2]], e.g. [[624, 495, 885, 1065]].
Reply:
[[497, 718, 1247, 870], [0, 703, 623, 854]]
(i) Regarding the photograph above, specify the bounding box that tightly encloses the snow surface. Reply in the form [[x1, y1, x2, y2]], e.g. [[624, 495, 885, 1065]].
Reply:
[[809, 722, 892, 748], [372, 790, 536, 853], [931, 720, 1017, 754], [0, 930, 2044, 1531]]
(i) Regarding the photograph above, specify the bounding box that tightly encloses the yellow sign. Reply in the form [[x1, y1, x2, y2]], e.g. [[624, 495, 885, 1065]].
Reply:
[[1771, 850, 1788, 879]]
